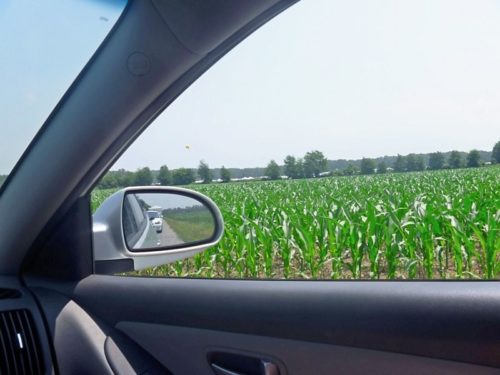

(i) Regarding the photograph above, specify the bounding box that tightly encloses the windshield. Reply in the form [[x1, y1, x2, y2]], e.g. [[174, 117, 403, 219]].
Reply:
[[0, 0, 127, 189], [147, 211, 160, 219]]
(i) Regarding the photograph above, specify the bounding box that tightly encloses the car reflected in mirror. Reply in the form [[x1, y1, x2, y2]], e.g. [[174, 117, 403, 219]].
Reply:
[[93, 186, 224, 273], [123, 191, 217, 251]]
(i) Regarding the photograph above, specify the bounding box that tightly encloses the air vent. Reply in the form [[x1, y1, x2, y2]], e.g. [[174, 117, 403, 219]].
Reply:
[[0, 288, 21, 299], [0, 309, 44, 374]]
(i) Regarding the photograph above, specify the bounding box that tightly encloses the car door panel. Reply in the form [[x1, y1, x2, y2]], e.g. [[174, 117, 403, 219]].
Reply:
[[28, 276, 500, 373], [30, 286, 171, 375], [117, 322, 499, 375]]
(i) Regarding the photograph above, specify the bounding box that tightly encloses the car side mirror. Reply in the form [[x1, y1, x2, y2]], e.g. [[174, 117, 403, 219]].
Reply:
[[92, 187, 224, 274]]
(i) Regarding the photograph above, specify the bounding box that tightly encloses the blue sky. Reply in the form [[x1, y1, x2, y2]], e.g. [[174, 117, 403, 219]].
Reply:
[[1, 0, 499, 174], [0, 0, 126, 175], [114, 0, 500, 170]]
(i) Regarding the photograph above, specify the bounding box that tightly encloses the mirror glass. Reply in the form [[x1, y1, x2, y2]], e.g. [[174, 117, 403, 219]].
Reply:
[[122, 191, 216, 251]]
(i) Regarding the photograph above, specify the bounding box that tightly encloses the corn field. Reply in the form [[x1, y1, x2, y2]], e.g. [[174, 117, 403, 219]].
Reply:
[[92, 167, 500, 279]]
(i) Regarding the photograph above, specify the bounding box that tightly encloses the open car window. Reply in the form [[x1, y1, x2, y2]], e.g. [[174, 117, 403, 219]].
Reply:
[[93, 0, 500, 280]]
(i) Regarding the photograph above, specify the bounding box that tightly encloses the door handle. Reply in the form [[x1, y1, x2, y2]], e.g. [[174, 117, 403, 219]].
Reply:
[[210, 357, 280, 375], [211, 363, 243, 375], [261, 360, 280, 375]]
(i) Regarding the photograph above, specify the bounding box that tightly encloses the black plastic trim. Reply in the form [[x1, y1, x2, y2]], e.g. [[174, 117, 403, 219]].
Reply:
[[95, 260, 134, 275]]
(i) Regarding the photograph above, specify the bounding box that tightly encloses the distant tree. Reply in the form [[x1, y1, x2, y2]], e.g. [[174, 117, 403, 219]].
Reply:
[[157, 165, 172, 185], [360, 158, 376, 175], [492, 141, 500, 163], [220, 166, 231, 183], [117, 169, 135, 187], [296, 158, 305, 179], [448, 150, 463, 169], [265, 160, 281, 180], [133, 167, 153, 186], [377, 160, 387, 174], [284, 155, 299, 179], [343, 163, 358, 176], [172, 168, 195, 185], [467, 150, 481, 168], [98, 169, 134, 188], [98, 172, 118, 189], [393, 154, 406, 172], [415, 155, 425, 171], [428, 152, 444, 170], [303, 150, 327, 178], [406, 154, 417, 171], [198, 160, 212, 184]]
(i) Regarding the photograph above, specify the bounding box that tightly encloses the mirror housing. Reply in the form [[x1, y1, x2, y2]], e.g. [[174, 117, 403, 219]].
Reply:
[[92, 186, 224, 274]]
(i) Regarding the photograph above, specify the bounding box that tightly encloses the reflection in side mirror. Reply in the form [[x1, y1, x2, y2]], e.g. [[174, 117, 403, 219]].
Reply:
[[93, 186, 224, 274], [123, 191, 217, 251]]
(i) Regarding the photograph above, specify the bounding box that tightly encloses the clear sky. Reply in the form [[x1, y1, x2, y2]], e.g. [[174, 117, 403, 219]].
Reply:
[[0, 0, 126, 175], [114, 0, 500, 170], [1, 0, 499, 175]]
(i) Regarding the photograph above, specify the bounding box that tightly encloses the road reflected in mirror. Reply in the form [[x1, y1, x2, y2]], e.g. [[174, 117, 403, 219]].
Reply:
[[123, 191, 216, 251]]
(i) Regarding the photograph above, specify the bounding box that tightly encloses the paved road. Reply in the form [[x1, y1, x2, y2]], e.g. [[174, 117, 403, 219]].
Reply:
[[156, 219, 184, 247]]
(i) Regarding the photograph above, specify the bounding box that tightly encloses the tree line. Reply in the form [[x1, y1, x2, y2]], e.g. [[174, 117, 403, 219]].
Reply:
[[96, 161, 230, 188], [263, 146, 496, 180], [355, 149, 483, 176], [266, 150, 328, 180], [95, 141, 500, 188]]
